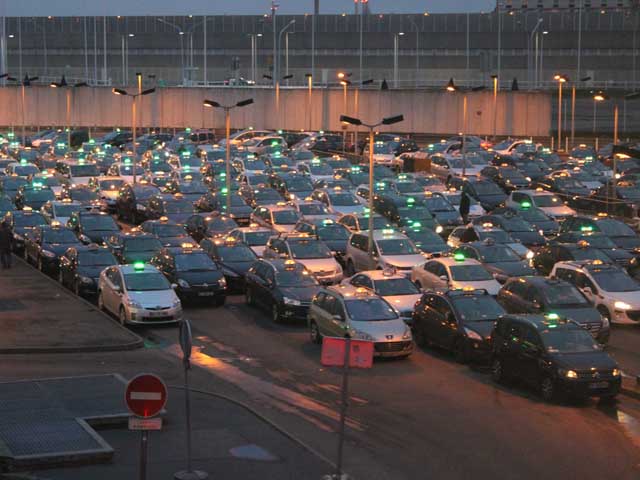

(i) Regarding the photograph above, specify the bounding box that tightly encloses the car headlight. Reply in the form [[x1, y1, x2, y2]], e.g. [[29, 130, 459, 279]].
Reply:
[[218, 277, 227, 287], [601, 316, 610, 329], [172, 299, 182, 309], [464, 327, 483, 341], [615, 301, 632, 311], [177, 278, 190, 288], [525, 250, 534, 260], [612, 368, 621, 377], [402, 326, 412, 340], [538, 229, 544, 236], [126, 298, 143, 309], [351, 330, 375, 341], [79, 276, 93, 284], [561, 369, 578, 379], [41, 250, 56, 258], [14, 233, 24, 241], [283, 297, 301, 306], [435, 225, 444, 234]]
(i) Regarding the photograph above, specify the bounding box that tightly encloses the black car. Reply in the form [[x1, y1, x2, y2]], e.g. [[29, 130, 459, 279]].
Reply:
[[0, 176, 28, 200], [480, 165, 531, 192], [245, 258, 321, 323], [104, 231, 163, 264], [0, 194, 16, 218], [194, 192, 252, 225], [115, 183, 161, 224], [455, 241, 536, 283], [140, 219, 196, 248], [373, 193, 441, 232], [490, 314, 620, 402], [497, 276, 609, 344], [532, 242, 615, 275], [146, 193, 197, 225], [61, 185, 101, 208], [535, 176, 591, 206], [461, 178, 507, 211], [149, 245, 227, 305], [14, 184, 56, 210], [240, 186, 284, 209], [553, 232, 634, 267], [493, 206, 559, 237], [23, 224, 82, 273], [472, 213, 546, 247], [3, 209, 48, 253], [163, 179, 209, 203], [402, 225, 451, 255], [200, 237, 258, 292], [560, 215, 640, 251], [270, 173, 315, 201], [293, 219, 351, 264], [412, 289, 506, 363], [58, 245, 118, 297], [420, 193, 463, 233], [66, 211, 120, 244], [185, 214, 238, 243]]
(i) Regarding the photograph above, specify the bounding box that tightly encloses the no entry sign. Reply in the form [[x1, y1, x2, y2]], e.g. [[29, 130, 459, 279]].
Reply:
[[125, 374, 167, 418]]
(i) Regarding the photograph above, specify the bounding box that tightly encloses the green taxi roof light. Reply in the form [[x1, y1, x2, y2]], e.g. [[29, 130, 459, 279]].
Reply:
[[20, 159, 27, 165], [546, 313, 560, 321], [412, 221, 422, 228], [89, 138, 95, 144], [221, 187, 228, 194], [382, 228, 394, 235], [133, 261, 145, 271], [123, 158, 131, 164], [407, 197, 415, 204], [521, 201, 531, 209], [580, 225, 593, 232], [453, 252, 465, 262], [185, 127, 192, 132]]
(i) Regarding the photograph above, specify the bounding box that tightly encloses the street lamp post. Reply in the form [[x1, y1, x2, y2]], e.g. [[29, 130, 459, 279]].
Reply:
[[112, 87, 156, 184], [203, 99, 254, 212], [393, 32, 404, 88], [249, 33, 263, 83], [157, 18, 186, 85], [491, 74, 498, 139], [529, 18, 543, 89], [276, 19, 296, 86], [407, 17, 420, 87], [553, 74, 569, 151], [8, 74, 37, 145], [50, 76, 88, 148], [570, 76, 591, 147], [592, 91, 607, 134], [339, 114, 404, 262], [306, 73, 313, 130]]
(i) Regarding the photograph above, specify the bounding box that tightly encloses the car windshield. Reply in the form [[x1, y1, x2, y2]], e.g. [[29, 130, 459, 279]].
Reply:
[[317, 225, 350, 240], [533, 194, 562, 207], [450, 264, 493, 281], [286, 177, 314, 191], [373, 143, 393, 154], [478, 230, 514, 244], [309, 164, 334, 175], [477, 245, 521, 262], [541, 284, 588, 307], [243, 231, 273, 246], [406, 229, 446, 247], [40, 177, 61, 187], [78, 250, 117, 266], [357, 216, 393, 230], [377, 239, 419, 255], [299, 204, 329, 215], [165, 200, 195, 214], [180, 157, 202, 168], [2, 178, 28, 190], [597, 219, 636, 237], [69, 164, 99, 177], [43, 229, 78, 243], [328, 193, 359, 206], [498, 216, 533, 232], [206, 217, 237, 232], [120, 165, 145, 175], [591, 269, 640, 293], [70, 189, 99, 202], [394, 181, 422, 194], [153, 224, 187, 237], [179, 182, 207, 194], [24, 189, 55, 201], [82, 215, 118, 231], [14, 165, 39, 176], [575, 235, 616, 248], [244, 160, 267, 171], [99, 179, 125, 191], [397, 206, 432, 220], [345, 297, 398, 321], [571, 248, 611, 263], [15, 213, 46, 228], [540, 323, 601, 354], [124, 272, 171, 291], [520, 208, 551, 222], [472, 182, 503, 195], [149, 161, 172, 173], [216, 244, 257, 262], [276, 268, 319, 287], [272, 210, 300, 224], [289, 240, 333, 259], [424, 196, 455, 212], [453, 295, 506, 321], [246, 174, 270, 185], [175, 253, 218, 271], [375, 278, 419, 296], [124, 237, 162, 251], [133, 187, 160, 200]]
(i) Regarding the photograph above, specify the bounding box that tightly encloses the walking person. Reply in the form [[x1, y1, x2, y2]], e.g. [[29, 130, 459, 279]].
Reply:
[[459, 190, 471, 224], [0, 221, 13, 269]]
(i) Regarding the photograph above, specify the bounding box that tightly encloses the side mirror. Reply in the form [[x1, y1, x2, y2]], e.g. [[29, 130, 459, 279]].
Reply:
[[439, 275, 448, 282], [332, 314, 344, 322], [79, 234, 91, 244], [532, 300, 542, 311], [113, 285, 121, 293], [171, 283, 178, 290], [582, 287, 593, 296]]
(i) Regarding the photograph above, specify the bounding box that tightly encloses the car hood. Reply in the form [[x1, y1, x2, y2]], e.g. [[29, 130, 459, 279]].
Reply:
[[550, 351, 617, 371], [178, 270, 224, 285], [165, 213, 195, 225], [384, 294, 421, 315], [321, 239, 348, 254], [100, 190, 119, 200], [84, 228, 119, 242], [450, 279, 501, 296], [432, 210, 463, 225], [250, 245, 266, 257], [487, 261, 536, 277], [219, 261, 254, 277], [602, 248, 633, 262], [279, 286, 320, 303], [531, 219, 559, 234], [605, 290, 640, 308], [159, 236, 195, 248], [332, 205, 365, 216], [70, 176, 93, 186], [43, 242, 80, 256], [551, 307, 602, 325], [78, 265, 108, 281], [416, 242, 451, 255], [463, 320, 496, 339], [476, 193, 507, 209], [381, 254, 426, 269], [540, 205, 576, 218], [296, 257, 340, 273], [508, 230, 546, 247], [127, 289, 178, 308], [273, 224, 297, 233], [611, 236, 640, 250], [228, 205, 253, 218], [122, 250, 157, 263], [348, 318, 408, 342]]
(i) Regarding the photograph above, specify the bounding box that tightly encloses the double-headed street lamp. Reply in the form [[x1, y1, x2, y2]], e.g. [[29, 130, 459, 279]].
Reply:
[[203, 98, 254, 212], [8, 74, 38, 144], [112, 86, 156, 184], [553, 74, 569, 151], [339, 113, 404, 260], [50, 75, 88, 148]]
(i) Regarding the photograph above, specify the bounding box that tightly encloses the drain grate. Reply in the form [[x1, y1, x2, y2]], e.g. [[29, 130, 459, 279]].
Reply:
[[0, 299, 25, 312], [0, 420, 102, 457]]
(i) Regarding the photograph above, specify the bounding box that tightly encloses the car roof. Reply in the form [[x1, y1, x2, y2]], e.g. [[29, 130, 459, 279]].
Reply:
[[371, 230, 410, 241], [509, 276, 565, 287], [326, 283, 379, 299], [118, 264, 161, 275], [553, 259, 618, 272], [355, 270, 408, 281], [431, 256, 482, 267], [501, 313, 577, 331]]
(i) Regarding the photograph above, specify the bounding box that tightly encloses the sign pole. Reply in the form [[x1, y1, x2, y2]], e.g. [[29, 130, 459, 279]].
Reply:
[[335, 334, 351, 479], [140, 430, 149, 480]]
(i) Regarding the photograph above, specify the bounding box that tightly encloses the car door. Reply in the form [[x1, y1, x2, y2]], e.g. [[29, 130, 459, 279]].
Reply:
[[501, 321, 524, 377], [518, 325, 544, 386], [575, 271, 599, 304], [252, 264, 273, 307], [102, 267, 120, 313], [315, 293, 338, 336], [425, 295, 452, 347]]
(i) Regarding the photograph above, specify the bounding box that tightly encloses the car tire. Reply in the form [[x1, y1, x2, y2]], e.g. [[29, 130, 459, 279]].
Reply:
[[272, 303, 282, 323], [58, 270, 64, 286], [310, 320, 322, 344], [597, 305, 612, 325], [491, 357, 506, 384], [37, 256, 43, 272], [540, 376, 556, 403], [454, 338, 468, 364], [413, 323, 428, 347], [345, 260, 355, 277], [73, 281, 81, 297], [245, 287, 254, 306], [97, 291, 105, 311], [118, 306, 128, 326]]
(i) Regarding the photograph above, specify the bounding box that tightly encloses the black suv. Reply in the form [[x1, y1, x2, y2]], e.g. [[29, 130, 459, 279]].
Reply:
[[115, 183, 161, 224], [373, 193, 441, 232], [58, 245, 118, 297], [497, 276, 609, 344], [412, 289, 506, 363], [491, 314, 620, 402], [199, 237, 258, 292], [66, 211, 120, 245]]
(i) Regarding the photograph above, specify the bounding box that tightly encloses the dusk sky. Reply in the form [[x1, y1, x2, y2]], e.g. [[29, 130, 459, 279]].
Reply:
[[0, 0, 496, 16]]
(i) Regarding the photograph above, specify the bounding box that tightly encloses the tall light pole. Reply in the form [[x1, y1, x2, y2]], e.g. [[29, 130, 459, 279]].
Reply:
[[340, 114, 404, 261], [112, 87, 156, 184], [491, 74, 498, 139], [571, 76, 591, 147], [359, 1, 364, 82], [393, 32, 404, 88], [276, 19, 295, 86], [553, 74, 569, 151], [203, 99, 254, 212], [271, 1, 278, 87], [539, 30, 548, 88], [407, 17, 419, 87], [529, 18, 543, 89], [306, 73, 313, 130], [157, 18, 186, 85], [50, 76, 88, 148], [592, 91, 607, 135], [249, 33, 262, 83], [338, 72, 352, 151], [496, 2, 502, 83], [9, 74, 37, 145]]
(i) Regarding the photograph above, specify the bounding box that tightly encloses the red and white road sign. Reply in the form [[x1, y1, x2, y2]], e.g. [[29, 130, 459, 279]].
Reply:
[[125, 374, 168, 418], [321, 337, 374, 369]]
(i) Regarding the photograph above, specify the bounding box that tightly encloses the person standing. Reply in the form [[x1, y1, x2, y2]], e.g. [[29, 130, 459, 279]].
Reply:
[[0, 221, 13, 269], [459, 191, 471, 224]]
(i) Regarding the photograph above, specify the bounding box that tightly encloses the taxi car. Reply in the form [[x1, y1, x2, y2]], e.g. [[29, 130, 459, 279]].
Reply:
[[411, 254, 501, 295], [200, 236, 258, 292], [58, 244, 118, 297], [23, 222, 82, 273], [227, 223, 276, 257], [505, 189, 576, 220], [250, 203, 301, 234]]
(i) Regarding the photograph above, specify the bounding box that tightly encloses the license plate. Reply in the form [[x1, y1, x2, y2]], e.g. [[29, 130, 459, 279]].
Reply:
[[148, 311, 167, 317], [198, 292, 215, 297], [589, 381, 609, 389]]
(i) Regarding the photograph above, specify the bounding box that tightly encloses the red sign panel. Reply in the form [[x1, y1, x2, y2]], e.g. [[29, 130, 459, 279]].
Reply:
[[125, 374, 167, 418], [321, 337, 374, 369]]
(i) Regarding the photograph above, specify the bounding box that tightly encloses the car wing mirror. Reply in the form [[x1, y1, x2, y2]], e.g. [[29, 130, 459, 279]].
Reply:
[[582, 286, 592, 296], [332, 314, 344, 322], [439, 275, 448, 281]]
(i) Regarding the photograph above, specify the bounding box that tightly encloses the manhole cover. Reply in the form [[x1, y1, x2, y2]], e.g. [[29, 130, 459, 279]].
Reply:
[[229, 444, 278, 462], [0, 299, 25, 312]]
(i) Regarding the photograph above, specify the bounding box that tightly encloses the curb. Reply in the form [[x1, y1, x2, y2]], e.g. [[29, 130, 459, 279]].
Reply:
[[0, 256, 144, 354], [621, 377, 640, 402]]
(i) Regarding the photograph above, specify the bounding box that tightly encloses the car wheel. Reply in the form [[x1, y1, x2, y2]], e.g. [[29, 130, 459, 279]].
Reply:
[[118, 306, 128, 326], [245, 287, 254, 306], [454, 338, 468, 364], [58, 270, 64, 285], [597, 305, 612, 325], [73, 281, 81, 297], [414, 280, 422, 291], [540, 376, 556, 402], [345, 260, 355, 277], [37, 256, 43, 272], [491, 358, 506, 384], [272, 303, 281, 323], [310, 320, 322, 344], [97, 291, 105, 311]]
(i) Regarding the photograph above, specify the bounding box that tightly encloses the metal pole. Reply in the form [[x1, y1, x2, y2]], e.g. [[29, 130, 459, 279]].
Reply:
[[225, 108, 231, 212], [571, 85, 576, 147], [534, 32, 539, 89], [354, 88, 359, 157], [492, 76, 498, 139], [307, 74, 312, 130], [311, 5, 315, 80], [335, 334, 351, 478], [103, 16, 107, 84], [462, 94, 467, 177], [539, 34, 545, 87], [593, 100, 597, 134], [272, 4, 277, 87], [466, 13, 470, 84], [251, 35, 255, 83], [393, 34, 398, 88], [132, 96, 137, 184], [84, 16, 89, 81], [359, 6, 363, 82], [285, 32, 289, 81], [415, 25, 419, 87], [42, 24, 48, 78], [139, 431, 148, 480], [557, 81, 562, 151], [66, 89, 71, 147], [613, 103, 619, 146], [203, 16, 207, 85], [21, 85, 25, 144], [577, 0, 583, 82], [93, 16, 97, 83], [121, 36, 125, 85], [497, 3, 501, 83], [184, 369, 193, 473], [368, 127, 374, 258]]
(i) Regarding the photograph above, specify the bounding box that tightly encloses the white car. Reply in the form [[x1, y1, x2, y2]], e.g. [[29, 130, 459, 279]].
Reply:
[[411, 255, 501, 295], [551, 260, 640, 325], [98, 263, 183, 325], [65, 161, 101, 187], [429, 153, 486, 179], [362, 141, 403, 169], [342, 270, 422, 324], [228, 224, 276, 257], [250, 204, 301, 234], [89, 176, 126, 212], [491, 139, 536, 156], [40, 199, 84, 225], [107, 161, 146, 184], [447, 224, 533, 261], [293, 198, 338, 222], [311, 188, 365, 216], [505, 189, 576, 220]]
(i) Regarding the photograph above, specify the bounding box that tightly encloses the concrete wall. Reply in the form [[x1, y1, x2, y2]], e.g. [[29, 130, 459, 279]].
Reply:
[[1, 86, 551, 137]]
